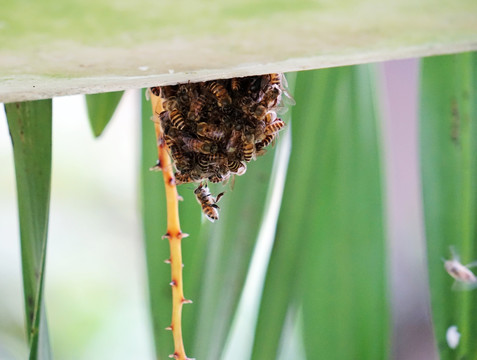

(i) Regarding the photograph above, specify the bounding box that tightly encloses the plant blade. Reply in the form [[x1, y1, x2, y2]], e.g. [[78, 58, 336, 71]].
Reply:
[[190, 135, 278, 360], [420, 52, 477, 359], [85, 91, 124, 137], [4, 100, 53, 360], [252, 65, 388, 359]]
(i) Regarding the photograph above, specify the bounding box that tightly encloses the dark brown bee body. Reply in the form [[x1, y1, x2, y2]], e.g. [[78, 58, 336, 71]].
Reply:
[[242, 141, 254, 162], [188, 94, 207, 121], [228, 160, 247, 175], [231, 78, 241, 92], [182, 137, 218, 154], [197, 122, 226, 141], [265, 118, 285, 135], [208, 81, 232, 107], [194, 183, 224, 222], [170, 109, 186, 131]]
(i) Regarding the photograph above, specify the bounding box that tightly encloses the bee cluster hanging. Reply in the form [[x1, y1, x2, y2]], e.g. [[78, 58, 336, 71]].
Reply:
[[151, 73, 293, 221]]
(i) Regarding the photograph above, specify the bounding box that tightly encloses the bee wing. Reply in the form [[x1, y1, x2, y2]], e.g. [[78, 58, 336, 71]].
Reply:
[[281, 89, 296, 106], [449, 245, 460, 261], [451, 280, 477, 291]]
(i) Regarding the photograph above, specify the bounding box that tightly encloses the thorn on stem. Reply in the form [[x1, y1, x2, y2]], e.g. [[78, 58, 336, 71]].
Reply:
[[162, 233, 171, 240], [149, 160, 162, 172], [170, 280, 177, 286], [165, 325, 173, 331], [179, 232, 189, 239], [182, 298, 193, 304], [169, 177, 176, 186], [164, 258, 171, 264], [177, 195, 184, 201], [168, 354, 178, 359]]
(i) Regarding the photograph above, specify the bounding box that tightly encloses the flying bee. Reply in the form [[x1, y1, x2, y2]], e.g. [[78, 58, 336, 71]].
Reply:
[[443, 246, 477, 290], [228, 160, 247, 175], [197, 122, 226, 141], [182, 137, 218, 154], [188, 94, 207, 121], [265, 118, 285, 135], [194, 183, 224, 222], [170, 109, 187, 130], [207, 81, 232, 107]]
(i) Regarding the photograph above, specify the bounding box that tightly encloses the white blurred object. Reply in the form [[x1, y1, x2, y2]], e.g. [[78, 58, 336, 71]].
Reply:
[[446, 325, 461, 349]]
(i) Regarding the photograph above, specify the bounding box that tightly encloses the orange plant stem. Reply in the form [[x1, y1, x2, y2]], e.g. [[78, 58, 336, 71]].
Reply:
[[150, 92, 191, 360]]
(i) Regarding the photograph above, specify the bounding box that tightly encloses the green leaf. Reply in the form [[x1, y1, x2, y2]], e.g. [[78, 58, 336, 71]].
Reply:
[[4, 100, 53, 360], [252, 65, 388, 359], [420, 52, 477, 359], [140, 90, 202, 359], [190, 128, 279, 359], [85, 91, 124, 137]]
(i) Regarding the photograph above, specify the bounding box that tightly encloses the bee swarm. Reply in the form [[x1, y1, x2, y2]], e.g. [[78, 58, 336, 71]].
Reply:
[[151, 74, 288, 185]]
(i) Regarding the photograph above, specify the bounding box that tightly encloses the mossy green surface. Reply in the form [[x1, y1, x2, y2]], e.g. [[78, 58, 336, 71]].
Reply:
[[0, 0, 476, 102]]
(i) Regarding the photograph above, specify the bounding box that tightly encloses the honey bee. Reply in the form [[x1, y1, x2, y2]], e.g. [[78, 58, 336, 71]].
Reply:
[[150, 87, 161, 96], [174, 171, 195, 185], [197, 122, 226, 141], [159, 110, 171, 128], [170, 109, 187, 130], [256, 133, 276, 150], [188, 94, 207, 121], [197, 156, 211, 173], [231, 78, 241, 92], [207, 81, 232, 107], [268, 73, 282, 86], [177, 84, 194, 104], [194, 183, 224, 222], [228, 160, 247, 175], [160, 85, 177, 99], [164, 134, 176, 150], [444, 246, 477, 290], [264, 118, 285, 135], [260, 86, 281, 108], [226, 129, 243, 154], [242, 137, 255, 162], [209, 172, 230, 183], [269, 73, 296, 107], [182, 137, 218, 154], [202, 153, 227, 163], [264, 111, 277, 124], [163, 97, 179, 112], [252, 104, 267, 119]]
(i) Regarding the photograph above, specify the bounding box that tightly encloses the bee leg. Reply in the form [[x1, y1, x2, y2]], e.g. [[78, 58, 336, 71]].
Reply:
[[216, 192, 225, 203]]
